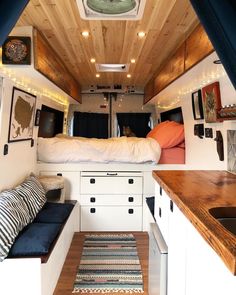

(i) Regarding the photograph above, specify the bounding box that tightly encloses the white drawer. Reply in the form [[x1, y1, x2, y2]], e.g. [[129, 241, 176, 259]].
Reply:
[[80, 194, 142, 206], [81, 206, 142, 231], [80, 176, 142, 194]]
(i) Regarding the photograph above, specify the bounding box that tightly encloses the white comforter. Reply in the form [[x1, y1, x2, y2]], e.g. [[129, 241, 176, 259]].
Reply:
[[37, 136, 161, 163]]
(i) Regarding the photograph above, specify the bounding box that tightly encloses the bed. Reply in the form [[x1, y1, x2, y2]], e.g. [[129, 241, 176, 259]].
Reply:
[[37, 107, 185, 165], [37, 136, 161, 164]]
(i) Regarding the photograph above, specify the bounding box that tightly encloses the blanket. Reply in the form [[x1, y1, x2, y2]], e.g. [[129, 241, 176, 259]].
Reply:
[[37, 136, 161, 163]]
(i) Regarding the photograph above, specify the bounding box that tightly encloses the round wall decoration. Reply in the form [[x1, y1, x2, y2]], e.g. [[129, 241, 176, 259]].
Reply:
[[2, 36, 31, 65]]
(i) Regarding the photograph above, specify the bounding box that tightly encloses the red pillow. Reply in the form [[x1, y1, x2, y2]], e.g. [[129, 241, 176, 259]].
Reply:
[[147, 121, 184, 148]]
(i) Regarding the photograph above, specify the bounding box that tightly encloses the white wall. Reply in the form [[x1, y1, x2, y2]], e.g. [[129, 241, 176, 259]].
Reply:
[[0, 79, 37, 189], [149, 52, 236, 170], [68, 93, 156, 136]]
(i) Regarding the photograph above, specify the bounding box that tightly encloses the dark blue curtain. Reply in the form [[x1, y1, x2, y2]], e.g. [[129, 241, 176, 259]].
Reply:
[[0, 0, 29, 46], [73, 112, 109, 139], [190, 0, 236, 89]]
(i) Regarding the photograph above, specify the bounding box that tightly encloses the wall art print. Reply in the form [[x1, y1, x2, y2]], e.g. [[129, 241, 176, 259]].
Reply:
[[2, 36, 31, 65], [8, 87, 36, 142], [202, 81, 222, 123], [191, 89, 204, 120]]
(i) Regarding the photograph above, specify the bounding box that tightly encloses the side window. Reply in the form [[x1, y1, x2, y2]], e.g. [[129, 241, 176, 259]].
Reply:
[[116, 112, 151, 138]]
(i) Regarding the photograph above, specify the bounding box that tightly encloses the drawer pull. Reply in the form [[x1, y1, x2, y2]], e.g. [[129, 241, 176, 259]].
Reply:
[[90, 178, 96, 184], [159, 207, 162, 218], [128, 197, 134, 202], [90, 208, 96, 213], [128, 209, 134, 214], [160, 187, 162, 196], [57, 173, 62, 176], [107, 172, 118, 176], [90, 197, 96, 203], [128, 179, 134, 184], [170, 200, 174, 212]]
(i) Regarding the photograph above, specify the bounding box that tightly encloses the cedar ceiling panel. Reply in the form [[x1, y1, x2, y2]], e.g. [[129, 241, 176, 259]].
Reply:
[[16, 0, 199, 88]]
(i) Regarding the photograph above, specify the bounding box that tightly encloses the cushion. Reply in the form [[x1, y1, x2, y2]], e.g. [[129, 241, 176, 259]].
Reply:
[[8, 223, 62, 257], [0, 189, 31, 261], [16, 175, 46, 221], [34, 202, 74, 224], [147, 121, 185, 148]]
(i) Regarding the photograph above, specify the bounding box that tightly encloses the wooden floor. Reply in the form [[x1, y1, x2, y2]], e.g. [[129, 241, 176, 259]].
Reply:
[[54, 232, 149, 295]]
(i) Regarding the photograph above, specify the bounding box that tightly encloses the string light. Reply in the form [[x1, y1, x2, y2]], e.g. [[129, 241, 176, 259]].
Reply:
[[0, 67, 69, 106]]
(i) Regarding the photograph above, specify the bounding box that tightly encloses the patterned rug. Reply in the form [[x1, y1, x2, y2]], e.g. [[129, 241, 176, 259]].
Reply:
[[72, 234, 144, 293]]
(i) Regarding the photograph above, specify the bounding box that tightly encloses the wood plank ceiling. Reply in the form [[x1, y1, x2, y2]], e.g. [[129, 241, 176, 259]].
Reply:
[[16, 0, 199, 90]]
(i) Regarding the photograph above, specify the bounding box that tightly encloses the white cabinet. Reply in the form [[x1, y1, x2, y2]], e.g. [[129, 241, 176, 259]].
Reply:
[[168, 201, 188, 295], [154, 183, 170, 244], [154, 182, 236, 295], [80, 171, 143, 231], [185, 221, 236, 295]]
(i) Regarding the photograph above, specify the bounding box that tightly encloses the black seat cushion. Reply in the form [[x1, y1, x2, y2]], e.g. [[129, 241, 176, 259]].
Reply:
[[34, 202, 74, 224], [8, 223, 61, 257]]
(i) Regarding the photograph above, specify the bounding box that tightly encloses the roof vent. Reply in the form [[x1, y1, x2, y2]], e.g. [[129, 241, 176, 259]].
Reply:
[[95, 63, 130, 72], [76, 0, 146, 20]]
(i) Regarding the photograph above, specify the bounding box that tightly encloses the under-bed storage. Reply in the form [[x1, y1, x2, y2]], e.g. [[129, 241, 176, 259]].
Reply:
[[80, 171, 143, 231]]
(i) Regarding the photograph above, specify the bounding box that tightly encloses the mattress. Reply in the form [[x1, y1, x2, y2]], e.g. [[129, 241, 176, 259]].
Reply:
[[37, 136, 161, 164], [158, 147, 185, 164]]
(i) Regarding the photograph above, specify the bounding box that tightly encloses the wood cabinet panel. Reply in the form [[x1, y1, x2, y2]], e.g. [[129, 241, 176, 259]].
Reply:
[[144, 24, 215, 103], [154, 44, 185, 94], [34, 29, 81, 103], [185, 24, 214, 71]]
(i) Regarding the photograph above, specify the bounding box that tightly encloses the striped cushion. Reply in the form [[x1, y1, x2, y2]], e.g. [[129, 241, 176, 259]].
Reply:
[[0, 189, 31, 261], [16, 175, 46, 221]]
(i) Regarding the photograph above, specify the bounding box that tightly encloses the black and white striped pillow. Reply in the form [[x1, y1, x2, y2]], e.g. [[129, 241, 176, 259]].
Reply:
[[0, 189, 31, 261], [16, 175, 46, 221]]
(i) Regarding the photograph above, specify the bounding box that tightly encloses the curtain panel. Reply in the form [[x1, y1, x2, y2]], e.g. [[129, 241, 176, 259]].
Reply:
[[190, 0, 236, 89], [0, 0, 29, 46]]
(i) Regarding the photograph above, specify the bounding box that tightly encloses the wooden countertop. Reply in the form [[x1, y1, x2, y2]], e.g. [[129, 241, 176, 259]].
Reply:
[[152, 170, 236, 275]]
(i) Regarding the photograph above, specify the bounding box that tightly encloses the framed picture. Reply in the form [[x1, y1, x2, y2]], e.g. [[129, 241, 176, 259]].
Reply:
[[2, 36, 31, 65], [8, 87, 36, 142], [202, 82, 222, 123], [192, 89, 204, 120]]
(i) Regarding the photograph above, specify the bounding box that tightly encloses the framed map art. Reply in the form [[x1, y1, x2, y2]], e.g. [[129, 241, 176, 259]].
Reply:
[[8, 87, 36, 142]]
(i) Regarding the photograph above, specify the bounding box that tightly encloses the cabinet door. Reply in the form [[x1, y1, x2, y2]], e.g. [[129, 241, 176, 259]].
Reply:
[[81, 206, 142, 231], [168, 202, 188, 295], [155, 184, 170, 245], [185, 222, 236, 295]]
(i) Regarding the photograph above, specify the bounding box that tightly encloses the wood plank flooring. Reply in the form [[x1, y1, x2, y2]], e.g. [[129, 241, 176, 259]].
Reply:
[[53, 232, 149, 295]]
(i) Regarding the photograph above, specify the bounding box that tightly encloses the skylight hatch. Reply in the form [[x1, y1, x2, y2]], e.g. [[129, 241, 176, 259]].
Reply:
[[76, 0, 146, 20]]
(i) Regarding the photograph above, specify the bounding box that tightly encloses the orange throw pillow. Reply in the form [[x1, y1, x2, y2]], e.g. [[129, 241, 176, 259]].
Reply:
[[147, 121, 184, 148]]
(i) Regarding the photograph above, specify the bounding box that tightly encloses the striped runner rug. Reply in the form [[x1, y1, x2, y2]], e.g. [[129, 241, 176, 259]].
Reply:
[[72, 234, 144, 293]]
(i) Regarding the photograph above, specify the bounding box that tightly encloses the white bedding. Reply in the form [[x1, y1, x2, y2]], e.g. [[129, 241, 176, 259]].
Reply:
[[37, 136, 161, 164]]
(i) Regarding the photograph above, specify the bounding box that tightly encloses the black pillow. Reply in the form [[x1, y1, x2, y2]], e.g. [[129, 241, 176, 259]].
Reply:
[[34, 202, 74, 224]]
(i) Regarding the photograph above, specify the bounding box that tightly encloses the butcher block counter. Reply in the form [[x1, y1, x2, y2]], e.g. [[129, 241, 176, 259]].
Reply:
[[152, 170, 236, 275]]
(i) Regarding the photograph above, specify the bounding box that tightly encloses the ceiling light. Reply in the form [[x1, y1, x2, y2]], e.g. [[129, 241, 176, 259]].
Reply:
[[90, 58, 96, 63], [81, 31, 89, 38], [127, 74, 131, 78], [131, 59, 136, 63], [96, 74, 100, 78], [137, 31, 146, 38]]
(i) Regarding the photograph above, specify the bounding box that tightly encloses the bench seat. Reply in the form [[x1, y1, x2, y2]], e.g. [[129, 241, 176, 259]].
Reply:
[[0, 201, 80, 295]]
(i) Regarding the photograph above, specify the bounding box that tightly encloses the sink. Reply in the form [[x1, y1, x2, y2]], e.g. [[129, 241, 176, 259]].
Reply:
[[209, 207, 236, 236]]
